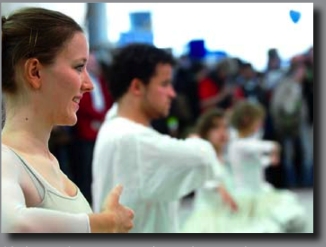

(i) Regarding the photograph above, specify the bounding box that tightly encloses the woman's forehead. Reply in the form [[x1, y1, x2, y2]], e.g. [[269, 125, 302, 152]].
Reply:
[[57, 32, 89, 61]]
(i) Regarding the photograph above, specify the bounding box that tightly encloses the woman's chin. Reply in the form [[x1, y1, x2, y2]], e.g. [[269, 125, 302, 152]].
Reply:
[[58, 115, 78, 126], [68, 117, 78, 126]]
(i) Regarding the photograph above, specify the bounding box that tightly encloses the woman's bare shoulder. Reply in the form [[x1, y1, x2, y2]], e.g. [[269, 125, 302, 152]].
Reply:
[[1, 143, 25, 175]]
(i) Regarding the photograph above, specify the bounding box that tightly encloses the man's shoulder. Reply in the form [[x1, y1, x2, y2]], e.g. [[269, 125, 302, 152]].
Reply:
[[99, 117, 153, 140]]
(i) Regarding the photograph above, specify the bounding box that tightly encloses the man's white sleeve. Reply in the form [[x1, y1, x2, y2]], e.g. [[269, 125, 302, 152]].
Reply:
[[134, 133, 222, 201]]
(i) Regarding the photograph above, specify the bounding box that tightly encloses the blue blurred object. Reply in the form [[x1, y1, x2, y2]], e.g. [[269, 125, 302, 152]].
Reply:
[[188, 39, 207, 60], [130, 12, 152, 31], [119, 31, 154, 47], [205, 50, 228, 65], [289, 10, 301, 23], [118, 11, 154, 47], [210, 50, 228, 61]]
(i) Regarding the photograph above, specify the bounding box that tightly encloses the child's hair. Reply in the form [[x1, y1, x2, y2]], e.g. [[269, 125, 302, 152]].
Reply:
[[196, 108, 225, 139], [230, 100, 265, 132]]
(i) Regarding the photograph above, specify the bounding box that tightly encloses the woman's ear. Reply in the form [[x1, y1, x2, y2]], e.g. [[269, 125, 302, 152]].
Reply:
[[24, 58, 42, 90]]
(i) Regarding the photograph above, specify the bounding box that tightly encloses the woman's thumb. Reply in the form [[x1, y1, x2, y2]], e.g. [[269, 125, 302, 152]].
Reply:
[[112, 184, 123, 196], [106, 184, 123, 207]]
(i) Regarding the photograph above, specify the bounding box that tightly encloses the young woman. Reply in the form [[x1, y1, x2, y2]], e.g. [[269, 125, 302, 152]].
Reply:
[[1, 7, 134, 233]]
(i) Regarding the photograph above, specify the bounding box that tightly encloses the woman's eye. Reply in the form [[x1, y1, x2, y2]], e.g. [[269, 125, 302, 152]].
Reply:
[[75, 64, 85, 72]]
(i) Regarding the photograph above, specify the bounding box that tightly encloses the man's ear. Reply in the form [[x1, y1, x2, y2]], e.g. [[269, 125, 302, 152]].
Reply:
[[129, 78, 145, 97], [24, 58, 42, 90]]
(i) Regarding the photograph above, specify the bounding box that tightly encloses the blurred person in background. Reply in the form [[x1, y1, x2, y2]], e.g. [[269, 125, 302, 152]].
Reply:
[[264, 48, 285, 91], [172, 59, 208, 138], [92, 43, 225, 233], [261, 48, 287, 188], [232, 62, 266, 106], [302, 47, 313, 187], [198, 58, 236, 113], [303, 47, 313, 127], [229, 101, 306, 232], [271, 55, 313, 188]]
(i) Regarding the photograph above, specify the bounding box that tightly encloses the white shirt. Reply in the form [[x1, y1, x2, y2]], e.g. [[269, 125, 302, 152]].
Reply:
[[91, 106, 221, 233]]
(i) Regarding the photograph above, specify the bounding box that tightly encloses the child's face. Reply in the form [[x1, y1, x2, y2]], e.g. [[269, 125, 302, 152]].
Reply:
[[207, 118, 229, 150]]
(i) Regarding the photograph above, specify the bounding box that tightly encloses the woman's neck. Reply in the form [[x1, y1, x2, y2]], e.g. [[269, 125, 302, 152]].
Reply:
[[2, 105, 53, 156]]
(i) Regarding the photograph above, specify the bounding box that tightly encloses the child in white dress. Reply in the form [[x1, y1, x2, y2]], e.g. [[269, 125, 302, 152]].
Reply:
[[228, 100, 306, 233]]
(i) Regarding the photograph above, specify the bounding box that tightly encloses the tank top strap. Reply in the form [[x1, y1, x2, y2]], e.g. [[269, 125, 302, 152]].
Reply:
[[8, 147, 45, 198]]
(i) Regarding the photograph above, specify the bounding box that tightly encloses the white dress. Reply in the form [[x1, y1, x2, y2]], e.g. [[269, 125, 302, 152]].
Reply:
[[227, 130, 306, 233], [91, 104, 222, 233], [181, 156, 281, 233]]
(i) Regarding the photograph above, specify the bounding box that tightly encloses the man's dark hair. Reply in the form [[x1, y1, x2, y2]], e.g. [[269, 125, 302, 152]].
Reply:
[[107, 43, 175, 101]]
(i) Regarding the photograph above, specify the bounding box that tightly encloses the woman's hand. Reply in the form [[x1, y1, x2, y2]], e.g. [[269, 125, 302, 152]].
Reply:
[[89, 185, 134, 233]]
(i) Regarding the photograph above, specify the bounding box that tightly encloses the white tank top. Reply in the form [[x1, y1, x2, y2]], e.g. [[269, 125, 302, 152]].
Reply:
[[10, 148, 93, 214]]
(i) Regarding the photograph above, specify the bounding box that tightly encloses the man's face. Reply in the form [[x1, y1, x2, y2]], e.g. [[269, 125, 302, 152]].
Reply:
[[141, 63, 176, 120]]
